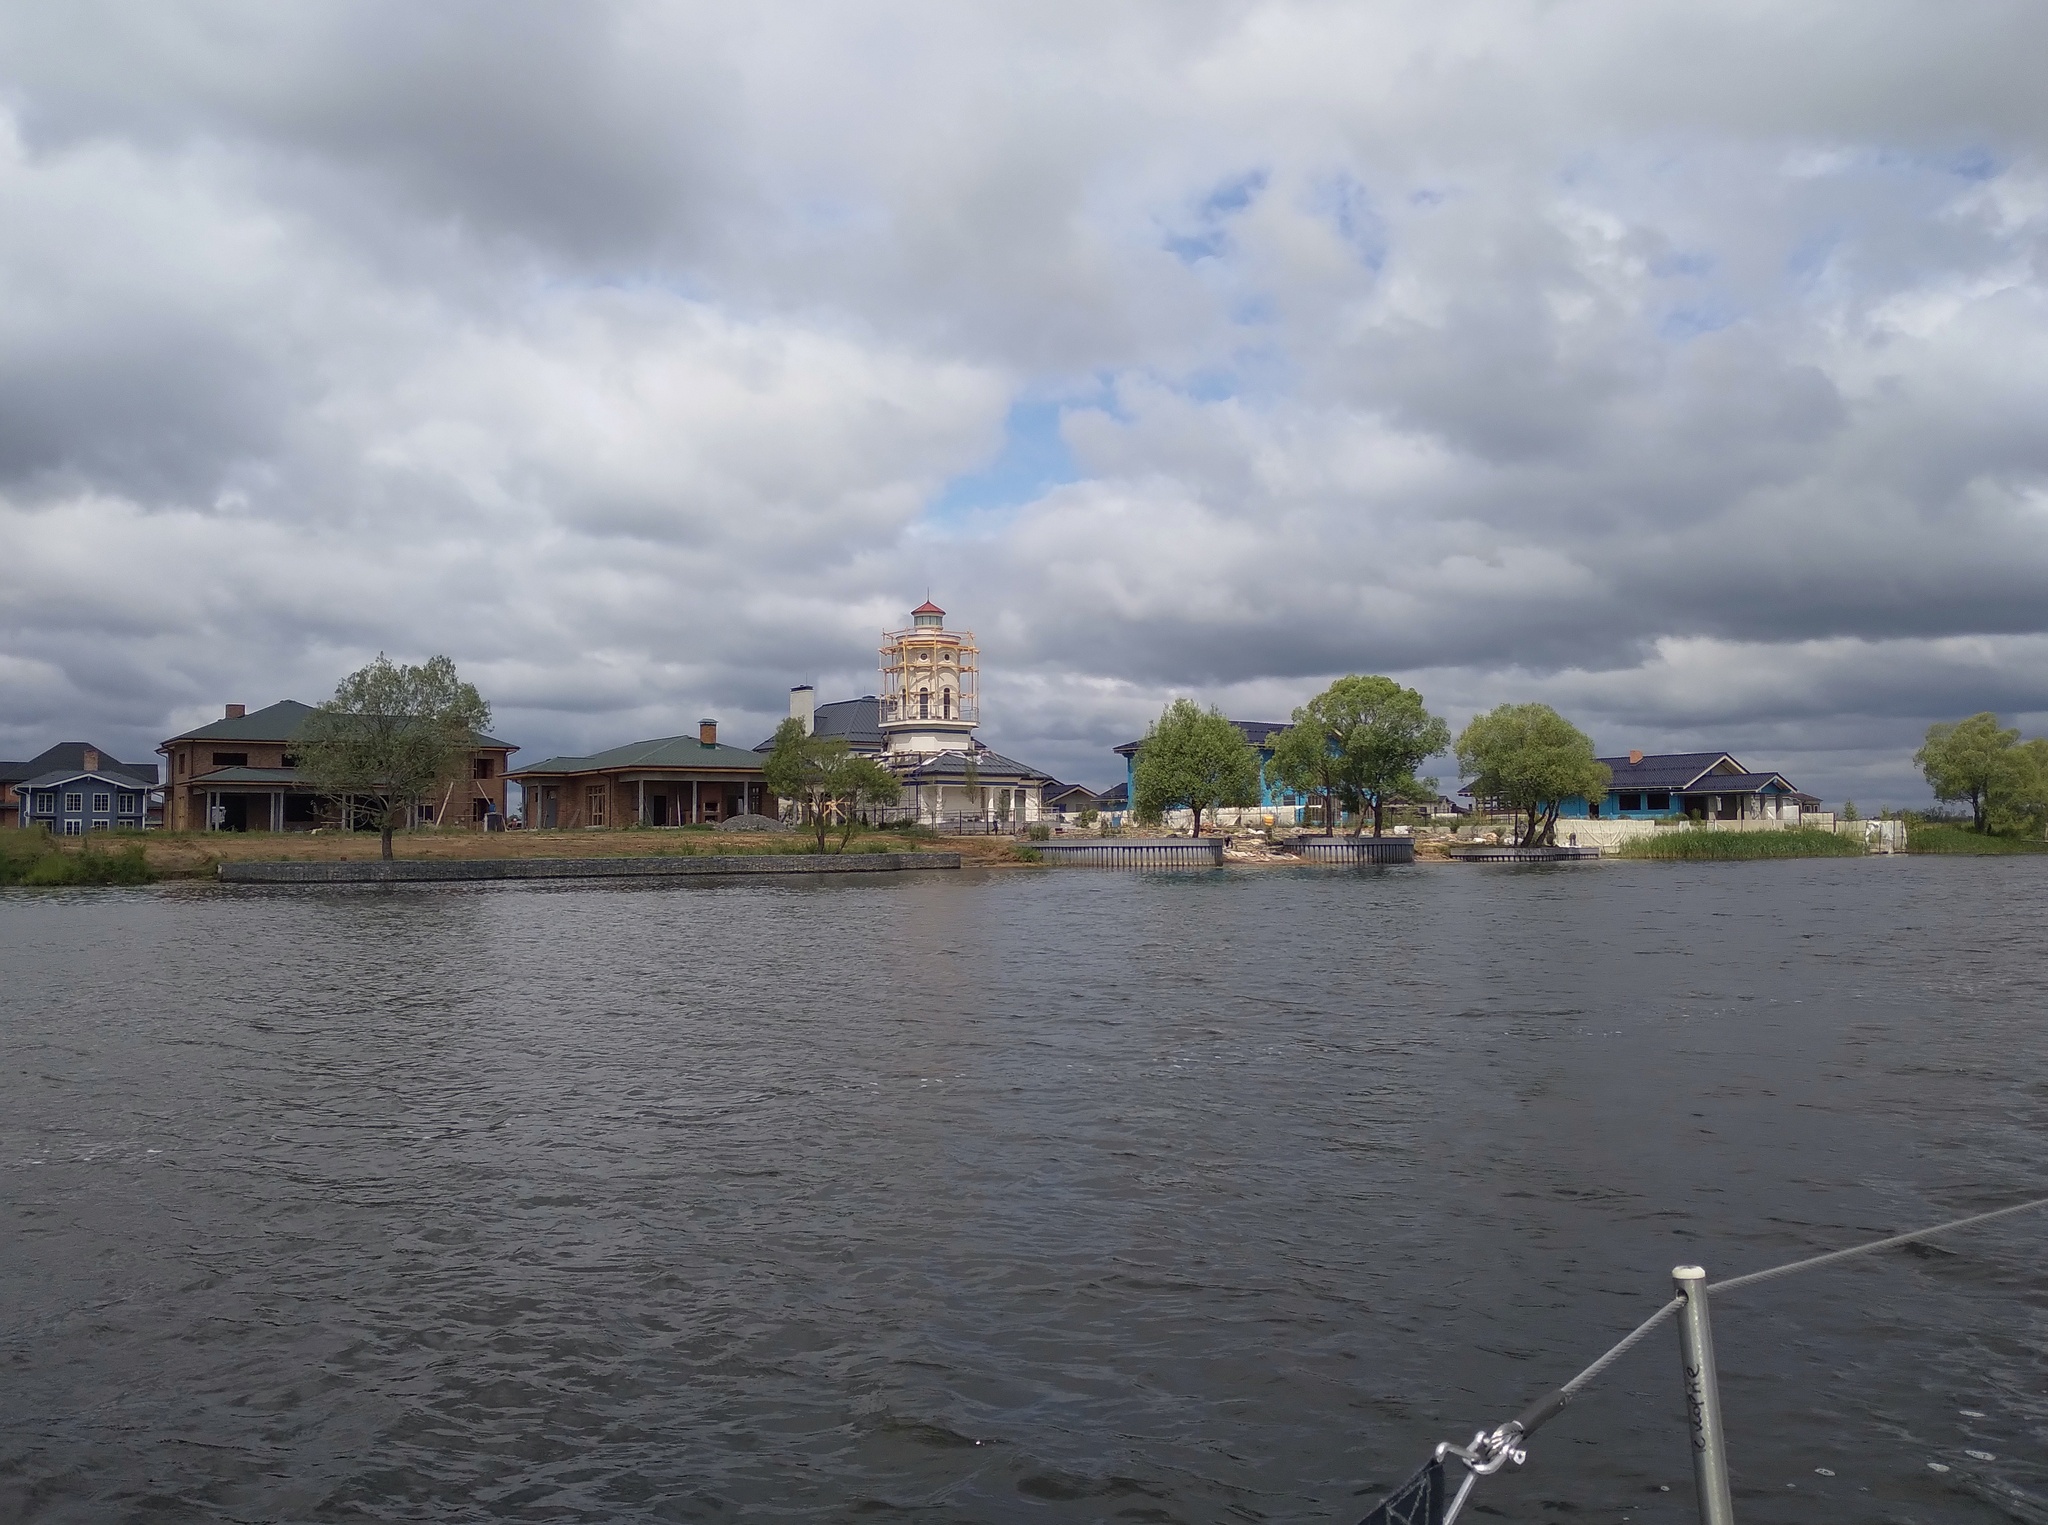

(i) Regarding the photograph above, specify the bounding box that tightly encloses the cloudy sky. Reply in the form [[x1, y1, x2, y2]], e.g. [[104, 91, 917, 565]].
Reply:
[[4, 1, 2046, 802]]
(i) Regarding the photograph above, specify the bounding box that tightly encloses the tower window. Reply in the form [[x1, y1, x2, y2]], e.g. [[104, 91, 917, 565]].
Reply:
[[942, 689, 952, 719], [919, 689, 930, 719]]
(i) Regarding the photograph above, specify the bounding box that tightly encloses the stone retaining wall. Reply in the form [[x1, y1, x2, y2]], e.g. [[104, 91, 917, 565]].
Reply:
[[218, 852, 962, 884]]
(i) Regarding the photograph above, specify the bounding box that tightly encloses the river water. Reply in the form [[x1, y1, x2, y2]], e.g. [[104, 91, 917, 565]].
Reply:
[[2, 860, 2044, 1524]]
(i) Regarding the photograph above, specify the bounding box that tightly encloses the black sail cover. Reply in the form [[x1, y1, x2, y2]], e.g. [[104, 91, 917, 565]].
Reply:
[[1355, 1456, 1446, 1525]]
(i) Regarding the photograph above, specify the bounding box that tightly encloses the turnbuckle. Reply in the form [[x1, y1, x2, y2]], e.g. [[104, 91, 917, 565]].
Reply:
[[1437, 1421, 1529, 1476]]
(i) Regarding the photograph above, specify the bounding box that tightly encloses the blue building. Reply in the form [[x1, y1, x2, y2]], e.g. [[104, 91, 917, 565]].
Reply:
[[1558, 751, 1816, 822], [1115, 720, 1297, 822], [2, 744, 159, 835]]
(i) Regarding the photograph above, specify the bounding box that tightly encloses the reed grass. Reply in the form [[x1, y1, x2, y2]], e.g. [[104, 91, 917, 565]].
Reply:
[[1907, 824, 2048, 855], [1617, 827, 1862, 861], [0, 831, 156, 885]]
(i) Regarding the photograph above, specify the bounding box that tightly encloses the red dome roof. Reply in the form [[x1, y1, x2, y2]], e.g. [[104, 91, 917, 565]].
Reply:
[[911, 601, 945, 616]]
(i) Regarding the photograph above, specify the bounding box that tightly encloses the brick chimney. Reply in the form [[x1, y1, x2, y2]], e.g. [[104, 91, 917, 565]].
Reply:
[[81, 748, 99, 773], [699, 718, 718, 746], [226, 703, 245, 720], [1629, 749, 1644, 765]]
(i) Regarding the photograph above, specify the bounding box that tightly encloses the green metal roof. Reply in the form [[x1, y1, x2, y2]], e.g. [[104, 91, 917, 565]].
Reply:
[[165, 698, 513, 750], [509, 734, 767, 777], [185, 767, 306, 785]]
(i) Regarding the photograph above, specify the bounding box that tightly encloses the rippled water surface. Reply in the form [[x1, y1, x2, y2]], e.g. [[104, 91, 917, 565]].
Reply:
[[3, 859, 2045, 1523]]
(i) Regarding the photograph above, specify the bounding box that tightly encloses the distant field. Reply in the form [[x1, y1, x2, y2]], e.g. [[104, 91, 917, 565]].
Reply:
[[1617, 827, 1863, 861], [1907, 824, 2048, 854]]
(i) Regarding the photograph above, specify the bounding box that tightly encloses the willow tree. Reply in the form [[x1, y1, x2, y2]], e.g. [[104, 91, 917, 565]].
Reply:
[[294, 654, 492, 860], [1131, 698, 1261, 836], [1273, 675, 1449, 836], [1455, 703, 1610, 848]]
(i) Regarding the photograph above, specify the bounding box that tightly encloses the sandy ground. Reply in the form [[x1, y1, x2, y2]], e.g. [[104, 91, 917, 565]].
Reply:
[[59, 828, 1035, 878]]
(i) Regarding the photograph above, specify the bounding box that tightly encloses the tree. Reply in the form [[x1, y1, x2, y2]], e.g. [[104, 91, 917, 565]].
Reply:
[[294, 654, 491, 860], [1131, 698, 1262, 836], [1454, 703, 1611, 848], [1273, 675, 1449, 837], [823, 752, 902, 852], [1915, 713, 2020, 832], [763, 719, 902, 852]]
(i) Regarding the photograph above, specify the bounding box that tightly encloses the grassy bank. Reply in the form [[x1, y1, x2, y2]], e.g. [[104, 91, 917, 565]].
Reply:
[[77, 825, 1031, 879], [1617, 827, 1863, 861], [1907, 824, 2048, 855], [0, 831, 156, 886]]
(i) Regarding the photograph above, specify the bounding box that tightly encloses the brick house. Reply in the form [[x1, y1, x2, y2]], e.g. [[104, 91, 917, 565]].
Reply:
[[507, 720, 768, 828], [160, 701, 517, 832]]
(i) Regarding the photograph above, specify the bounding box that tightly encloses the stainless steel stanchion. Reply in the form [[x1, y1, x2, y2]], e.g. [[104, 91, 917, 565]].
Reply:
[[1672, 1266, 1736, 1525]]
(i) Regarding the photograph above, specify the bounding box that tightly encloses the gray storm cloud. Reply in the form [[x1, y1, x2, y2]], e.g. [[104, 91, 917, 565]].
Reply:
[[2, 0, 2046, 800]]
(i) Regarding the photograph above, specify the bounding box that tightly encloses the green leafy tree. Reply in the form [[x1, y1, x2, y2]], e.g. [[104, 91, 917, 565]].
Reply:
[[1274, 675, 1450, 838], [294, 654, 492, 861], [1131, 698, 1262, 836], [1989, 737, 2048, 837], [763, 719, 902, 852], [824, 753, 902, 852], [1915, 713, 2020, 832], [1454, 703, 1611, 848]]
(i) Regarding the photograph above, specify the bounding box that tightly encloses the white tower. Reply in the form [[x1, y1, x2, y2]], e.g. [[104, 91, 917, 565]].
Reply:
[[878, 601, 979, 760]]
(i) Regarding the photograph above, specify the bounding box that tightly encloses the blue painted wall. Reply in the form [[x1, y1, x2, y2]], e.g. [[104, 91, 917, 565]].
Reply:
[[19, 772, 149, 834]]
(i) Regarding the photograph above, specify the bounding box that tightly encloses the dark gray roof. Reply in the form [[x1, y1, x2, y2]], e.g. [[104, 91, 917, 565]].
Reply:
[[1115, 719, 1286, 757], [1044, 782, 1101, 805], [897, 748, 1054, 786], [510, 733, 766, 777], [0, 743, 156, 787], [753, 696, 885, 752], [1098, 781, 1128, 806], [1678, 771, 1799, 794], [1598, 752, 1744, 790], [18, 767, 157, 792], [166, 698, 513, 750]]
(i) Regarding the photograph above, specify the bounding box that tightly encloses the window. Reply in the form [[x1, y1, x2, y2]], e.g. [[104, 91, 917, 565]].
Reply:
[[416, 803, 435, 823], [281, 753, 298, 768], [942, 689, 952, 719], [32, 792, 55, 815], [473, 757, 494, 779], [1619, 792, 1641, 811], [65, 792, 83, 813], [91, 818, 115, 830], [63, 820, 81, 836], [212, 752, 248, 767], [119, 794, 139, 814], [92, 792, 111, 814], [585, 784, 607, 827], [1647, 791, 1670, 810], [918, 689, 930, 719]]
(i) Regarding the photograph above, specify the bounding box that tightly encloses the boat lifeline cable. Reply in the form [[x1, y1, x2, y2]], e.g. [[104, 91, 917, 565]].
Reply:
[[1353, 1192, 2048, 1525]]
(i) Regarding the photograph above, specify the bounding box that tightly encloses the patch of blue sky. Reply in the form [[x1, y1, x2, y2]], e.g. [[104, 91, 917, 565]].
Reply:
[[1163, 168, 1269, 266], [1652, 250, 1716, 280], [1306, 172, 1387, 272], [922, 399, 1081, 530], [1660, 301, 1741, 340], [1949, 146, 1998, 182]]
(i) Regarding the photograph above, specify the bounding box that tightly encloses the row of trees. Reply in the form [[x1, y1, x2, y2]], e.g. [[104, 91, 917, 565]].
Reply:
[[1916, 713, 2048, 835], [1130, 679, 1609, 846]]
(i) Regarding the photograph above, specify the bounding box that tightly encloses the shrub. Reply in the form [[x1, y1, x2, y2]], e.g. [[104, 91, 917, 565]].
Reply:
[[1010, 845, 1043, 863], [1908, 824, 2048, 855], [1026, 823, 1051, 841], [0, 831, 156, 886]]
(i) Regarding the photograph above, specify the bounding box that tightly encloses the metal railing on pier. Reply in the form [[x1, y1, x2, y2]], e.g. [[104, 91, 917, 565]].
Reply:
[[1357, 1194, 2048, 1525]]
